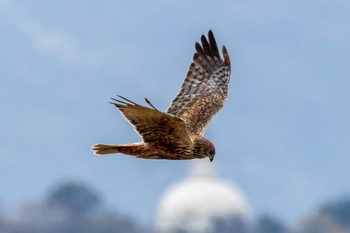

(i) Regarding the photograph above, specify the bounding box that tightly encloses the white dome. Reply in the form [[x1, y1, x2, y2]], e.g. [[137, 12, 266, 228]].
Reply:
[[155, 160, 249, 233]]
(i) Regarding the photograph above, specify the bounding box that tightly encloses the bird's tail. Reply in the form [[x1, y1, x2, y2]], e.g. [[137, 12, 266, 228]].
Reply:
[[92, 143, 143, 156]]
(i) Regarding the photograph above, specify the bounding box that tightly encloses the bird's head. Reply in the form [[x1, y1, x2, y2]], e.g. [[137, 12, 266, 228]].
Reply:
[[194, 137, 216, 162]]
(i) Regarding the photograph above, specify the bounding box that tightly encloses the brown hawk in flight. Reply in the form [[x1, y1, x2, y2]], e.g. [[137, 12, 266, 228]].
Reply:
[[92, 30, 231, 162]]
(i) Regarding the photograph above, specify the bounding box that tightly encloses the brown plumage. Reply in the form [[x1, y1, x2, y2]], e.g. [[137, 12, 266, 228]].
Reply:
[[92, 30, 231, 162]]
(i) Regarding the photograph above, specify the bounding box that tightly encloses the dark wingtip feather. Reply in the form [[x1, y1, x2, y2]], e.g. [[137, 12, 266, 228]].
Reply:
[[117, 95, 138, 105], [144, 98, 158, 111], [109, 96, 139, 107], [201, 34, 212, 57], [222, 45, 231, 70], [195, 42, 205, 57], [208, 30, 220, 58], [109, 98, 127, 107], [116, 95, 138, 105]]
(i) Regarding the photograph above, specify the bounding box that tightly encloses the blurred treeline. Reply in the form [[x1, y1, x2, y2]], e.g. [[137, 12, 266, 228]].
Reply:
[[0, 181, 349, 233]]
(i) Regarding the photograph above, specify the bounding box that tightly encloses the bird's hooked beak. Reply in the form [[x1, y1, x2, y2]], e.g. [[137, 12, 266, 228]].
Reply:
[[209, 156, 214, 162]]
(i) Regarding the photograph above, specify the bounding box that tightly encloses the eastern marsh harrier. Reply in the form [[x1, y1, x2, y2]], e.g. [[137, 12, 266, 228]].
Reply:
[[92, 30, 231, 162]]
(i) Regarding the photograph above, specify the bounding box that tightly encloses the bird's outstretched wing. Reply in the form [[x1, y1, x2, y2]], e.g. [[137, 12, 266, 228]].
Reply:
[[166, 30, 231, 136], [111, 96, 192, 146]]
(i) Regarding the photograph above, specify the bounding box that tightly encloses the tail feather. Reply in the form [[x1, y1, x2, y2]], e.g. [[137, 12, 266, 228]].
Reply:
[[92, 143, 144, 156], [92, 144, 121, 155]]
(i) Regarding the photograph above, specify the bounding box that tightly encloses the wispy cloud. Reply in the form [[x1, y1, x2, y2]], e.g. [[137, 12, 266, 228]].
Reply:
[[0, 1, 93, 66]]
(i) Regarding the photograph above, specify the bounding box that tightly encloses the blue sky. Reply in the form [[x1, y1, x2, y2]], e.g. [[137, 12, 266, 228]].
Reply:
[[1, 0, 350, 227]]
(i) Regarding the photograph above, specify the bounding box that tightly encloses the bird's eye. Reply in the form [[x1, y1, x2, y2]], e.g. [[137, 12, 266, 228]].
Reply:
[[209, 150, 214, 155]]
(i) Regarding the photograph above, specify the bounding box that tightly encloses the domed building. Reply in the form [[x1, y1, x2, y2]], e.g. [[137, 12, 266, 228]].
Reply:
[[155, 161, 250, 233]]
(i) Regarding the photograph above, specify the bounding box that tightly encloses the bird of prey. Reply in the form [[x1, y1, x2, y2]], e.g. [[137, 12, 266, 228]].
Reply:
[[92, 30, 231, 162]]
